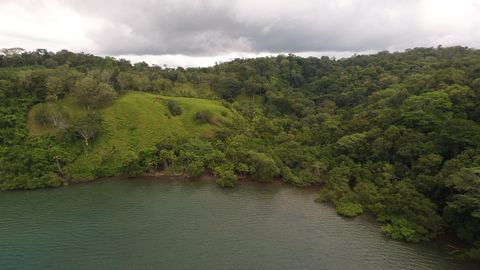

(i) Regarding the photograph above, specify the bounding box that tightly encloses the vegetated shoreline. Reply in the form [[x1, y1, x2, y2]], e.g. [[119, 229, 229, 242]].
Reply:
[[4, 166, 475, 261], [63, 170, 322, 193]]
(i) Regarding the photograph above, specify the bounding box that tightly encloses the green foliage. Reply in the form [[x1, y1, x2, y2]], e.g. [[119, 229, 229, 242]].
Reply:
[[186, 160, 204, 180], [381, 217, 420, 242], [248, 152, 280, 182], [465, 243, 480, 261], [214, 163, 237, 188], [335, 200, 363, 217], [120, 152, 142, 177], [401, 91, 453, 132], [167, 99, 182, 116], [72, 75, 117, 109], [443, 167, 480, 243], [194, 110, 215, 124]]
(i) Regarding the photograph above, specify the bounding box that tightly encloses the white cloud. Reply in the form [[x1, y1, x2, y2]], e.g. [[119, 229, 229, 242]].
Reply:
[[0, 0, 479, 67], [0, 0, 101, 52]]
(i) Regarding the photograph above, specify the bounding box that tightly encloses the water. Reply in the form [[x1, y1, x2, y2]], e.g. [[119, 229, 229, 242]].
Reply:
[[0, 177, 477, 270]]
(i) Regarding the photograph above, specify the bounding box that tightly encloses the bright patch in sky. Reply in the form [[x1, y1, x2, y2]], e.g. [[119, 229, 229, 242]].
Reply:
[[0, 0, 479, 67]]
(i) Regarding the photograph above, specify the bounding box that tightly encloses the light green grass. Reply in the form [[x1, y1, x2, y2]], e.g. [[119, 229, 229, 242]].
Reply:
[[28, 91, 235, 180], [27, 95, 87, 135]]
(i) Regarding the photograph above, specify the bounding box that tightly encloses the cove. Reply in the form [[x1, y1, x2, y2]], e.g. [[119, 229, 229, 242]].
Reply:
[[0, 177, 477, 270]]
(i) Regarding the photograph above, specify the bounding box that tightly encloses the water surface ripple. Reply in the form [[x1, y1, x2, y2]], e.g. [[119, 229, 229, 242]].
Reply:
[[0, 178, 477, 270]]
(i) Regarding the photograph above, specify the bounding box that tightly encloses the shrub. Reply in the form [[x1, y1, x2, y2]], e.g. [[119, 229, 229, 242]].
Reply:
[[35, 104, 51, 126], [167, 99, 182, 116], [380, 216, 425, 242], [215, 170, 237, 188], [335, 201, 364, 217], [466, 244, 480, 261], [187, 160, 204, 180], [195, 110, 215, 124], [248, 152, 279, 182], [213, 163, 237, 188]]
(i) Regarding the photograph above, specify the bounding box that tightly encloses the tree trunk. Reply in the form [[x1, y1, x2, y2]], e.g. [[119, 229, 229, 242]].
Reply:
[[55, 158, 64, 176]]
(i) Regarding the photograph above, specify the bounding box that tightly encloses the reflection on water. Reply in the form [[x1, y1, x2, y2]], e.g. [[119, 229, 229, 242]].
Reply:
[[0, 177, 477, 270]]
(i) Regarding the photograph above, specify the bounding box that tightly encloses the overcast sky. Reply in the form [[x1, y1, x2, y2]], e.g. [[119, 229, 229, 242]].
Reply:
[[1, 0, 479, 67]]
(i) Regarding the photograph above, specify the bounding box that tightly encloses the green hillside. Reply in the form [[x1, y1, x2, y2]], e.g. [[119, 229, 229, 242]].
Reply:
[[28, 91, 235, 179]]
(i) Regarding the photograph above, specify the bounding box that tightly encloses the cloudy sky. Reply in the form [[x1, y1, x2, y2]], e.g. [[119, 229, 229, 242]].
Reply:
[[1, 0, 479, 67]]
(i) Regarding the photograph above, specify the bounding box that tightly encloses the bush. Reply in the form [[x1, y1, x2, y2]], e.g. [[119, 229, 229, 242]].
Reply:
[[248, 152, 279, 182], [215, 170, 237, 188], [335, 201, 364, 217], [213, 163, 237, 188], [35, 104, 51, 126], [195, 110, 215, 124], [380, 216, 425, 242], [167, 99, 182, 116], [121, 152, 143, 177], [187, 160, 204, 180], [466, 244, 480, 261]]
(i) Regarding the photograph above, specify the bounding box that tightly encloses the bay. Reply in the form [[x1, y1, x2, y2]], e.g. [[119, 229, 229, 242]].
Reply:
[[0, 177, 477, 270]]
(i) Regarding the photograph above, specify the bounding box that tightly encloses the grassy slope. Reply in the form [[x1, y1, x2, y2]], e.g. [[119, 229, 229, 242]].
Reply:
[[28, 91, 235, 180], [28, 95, 87, 135]]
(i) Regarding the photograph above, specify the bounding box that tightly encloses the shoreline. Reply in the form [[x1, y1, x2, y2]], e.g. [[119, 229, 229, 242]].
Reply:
[[7, 171, 475, 257]]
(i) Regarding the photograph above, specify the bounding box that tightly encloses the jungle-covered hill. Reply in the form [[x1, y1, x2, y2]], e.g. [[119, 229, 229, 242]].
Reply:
[[0, 46, 479, 259]]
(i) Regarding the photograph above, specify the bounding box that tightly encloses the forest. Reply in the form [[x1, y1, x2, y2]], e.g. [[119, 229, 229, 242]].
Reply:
[[0, 46, 479, 259]]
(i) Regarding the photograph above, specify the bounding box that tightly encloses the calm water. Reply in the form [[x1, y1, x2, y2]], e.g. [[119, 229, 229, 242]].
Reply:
[[0, 178, 478, 270]]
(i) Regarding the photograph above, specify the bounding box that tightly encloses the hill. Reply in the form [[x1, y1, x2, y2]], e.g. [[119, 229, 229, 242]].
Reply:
[[27, 91, 235, 179]]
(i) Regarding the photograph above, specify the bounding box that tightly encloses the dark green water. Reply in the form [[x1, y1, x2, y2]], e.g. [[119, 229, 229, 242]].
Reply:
[[0, 178, 478, 270]]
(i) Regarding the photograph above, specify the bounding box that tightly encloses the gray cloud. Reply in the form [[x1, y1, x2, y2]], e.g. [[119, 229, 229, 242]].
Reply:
[[1, 0, 480, 65]]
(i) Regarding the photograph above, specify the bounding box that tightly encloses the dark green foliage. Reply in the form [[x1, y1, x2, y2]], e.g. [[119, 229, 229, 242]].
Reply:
[[214, 164, 237, 188], [247, 152, 280, 182], [120, 152, 144, 177], [166, 99, 182, 116], [186, 160, 204, 180], [72, 75, 117, 109], [194, 110, 215, 124], [335, 200, 363, 217]]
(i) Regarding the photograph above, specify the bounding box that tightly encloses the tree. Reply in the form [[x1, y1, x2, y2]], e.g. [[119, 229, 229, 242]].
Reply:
[[45, 76, 63, 102], [131, 74, 151, 91], [336, 133, 368, 161], [186, 160, 204, 180], [443, 167, 480, 243], [235, 162, 249, 178], [248, 152, 279, 182], [175, 71, 188, 83], [437, 119, 480, 158], [73, 75, 117, 109], [69, 113, 102, 156], [243, 75, 268, 101], [35, 104, 51, 126], [214, 75, 242, 100], [167, 99, 182, 116], [121, 151, 143, 177], [34, 103, 68, 129], [138, 148, 157, 172], [401, 91, 453, 132], [214, 163, 237, 188], [152, 78, 173, 92]]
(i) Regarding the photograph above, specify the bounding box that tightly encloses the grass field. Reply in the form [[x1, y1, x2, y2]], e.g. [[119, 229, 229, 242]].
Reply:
[[27, 95, 88, 136], [27, 91, 235, 180]]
